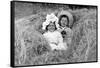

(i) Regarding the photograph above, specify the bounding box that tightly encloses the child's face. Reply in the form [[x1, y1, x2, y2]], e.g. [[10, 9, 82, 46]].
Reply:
[[47, 22, 56, 32], [60, 17, 68, 27]]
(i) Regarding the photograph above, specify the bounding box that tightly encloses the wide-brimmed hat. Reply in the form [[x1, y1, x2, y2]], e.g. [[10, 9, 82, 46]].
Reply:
[[57, 11, 73, 27], [42, 13, 59, 30]]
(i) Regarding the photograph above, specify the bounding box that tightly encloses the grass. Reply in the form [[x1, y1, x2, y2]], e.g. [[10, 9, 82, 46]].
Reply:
[[14, 2, 97, 66]]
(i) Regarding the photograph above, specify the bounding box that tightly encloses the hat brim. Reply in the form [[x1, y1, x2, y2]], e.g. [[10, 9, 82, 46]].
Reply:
[[57, 11, 73, 27]]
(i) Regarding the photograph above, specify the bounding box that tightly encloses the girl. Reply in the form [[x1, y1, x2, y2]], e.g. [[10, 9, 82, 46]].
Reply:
[[42, 13, 67, 50], [57, 11, 73, 46]]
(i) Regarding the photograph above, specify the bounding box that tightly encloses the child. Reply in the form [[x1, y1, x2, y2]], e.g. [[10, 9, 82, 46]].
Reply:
[[42, 13, 67, 50], [57, 11, 73, 46]]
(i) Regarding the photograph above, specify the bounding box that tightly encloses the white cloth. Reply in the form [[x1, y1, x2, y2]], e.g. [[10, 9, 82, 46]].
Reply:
[[43, 31, 67, 50], [42, 13, 59, 30]]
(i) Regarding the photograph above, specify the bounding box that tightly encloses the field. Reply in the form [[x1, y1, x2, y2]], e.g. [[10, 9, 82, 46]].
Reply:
[[14, 2, 97, 66]]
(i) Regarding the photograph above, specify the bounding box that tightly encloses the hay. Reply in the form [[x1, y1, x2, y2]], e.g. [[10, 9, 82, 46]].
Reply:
[[15, 8, 97, 66]]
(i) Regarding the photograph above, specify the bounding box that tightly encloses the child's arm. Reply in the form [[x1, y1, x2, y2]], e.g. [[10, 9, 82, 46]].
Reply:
[[57, 32, 67, 50], [57, 32, 64, 43], [64, 28, 73, 46]]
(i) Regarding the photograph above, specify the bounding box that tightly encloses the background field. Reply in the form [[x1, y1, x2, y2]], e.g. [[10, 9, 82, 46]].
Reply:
[[14, 2, 97, 66]]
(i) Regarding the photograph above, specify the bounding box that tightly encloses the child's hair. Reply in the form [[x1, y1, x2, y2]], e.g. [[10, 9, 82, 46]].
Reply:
[[58, 15, 69, 27], [46, 22, 57, 31]]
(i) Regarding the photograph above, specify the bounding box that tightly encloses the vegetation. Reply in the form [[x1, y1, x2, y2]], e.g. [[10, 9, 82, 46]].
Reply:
[[14, 2, 97, 66]]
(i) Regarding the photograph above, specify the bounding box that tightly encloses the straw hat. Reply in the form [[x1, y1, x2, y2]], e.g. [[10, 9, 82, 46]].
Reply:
[[42, 13, 59, 30], [57, 11, 73, 27]]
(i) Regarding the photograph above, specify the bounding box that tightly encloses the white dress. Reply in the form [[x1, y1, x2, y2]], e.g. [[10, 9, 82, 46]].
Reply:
[[43, 31, 67, 50]]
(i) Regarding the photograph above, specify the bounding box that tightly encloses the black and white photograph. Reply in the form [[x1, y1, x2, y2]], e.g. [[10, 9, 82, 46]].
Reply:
[[11, 1, 98, 67]]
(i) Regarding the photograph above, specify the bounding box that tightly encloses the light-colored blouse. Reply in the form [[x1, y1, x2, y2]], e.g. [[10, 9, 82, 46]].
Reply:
[[58, 27, 73, 45]]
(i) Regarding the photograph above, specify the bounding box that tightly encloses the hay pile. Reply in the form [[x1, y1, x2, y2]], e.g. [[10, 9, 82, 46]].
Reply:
[[14, 8, 97, 66]]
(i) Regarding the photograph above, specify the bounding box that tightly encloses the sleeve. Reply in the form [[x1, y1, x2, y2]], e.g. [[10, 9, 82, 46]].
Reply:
[[56, 32, 67, 50], [65, 28, 73, 46], [43, 33, 50, 45], [57, 32, 63, 43], [65, 28, 73, 37]]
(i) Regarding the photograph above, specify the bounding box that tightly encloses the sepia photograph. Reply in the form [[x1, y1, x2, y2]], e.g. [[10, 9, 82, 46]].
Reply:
[[11, 1, 98, 67]]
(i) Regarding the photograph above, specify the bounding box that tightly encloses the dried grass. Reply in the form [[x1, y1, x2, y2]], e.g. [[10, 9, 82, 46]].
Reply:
[[14, 6, 97, 66]]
